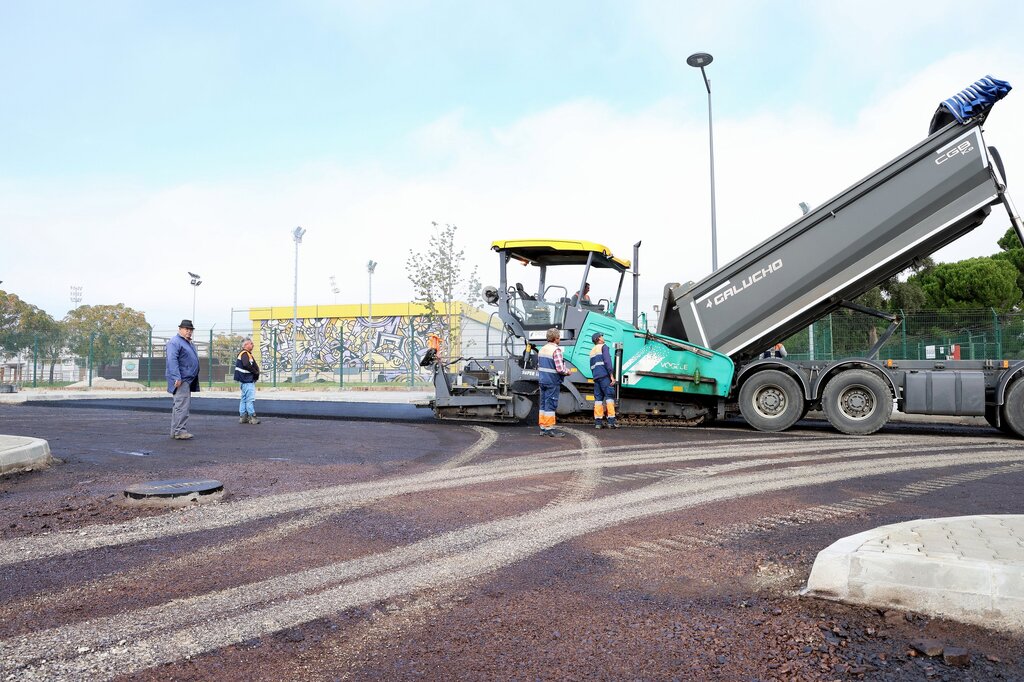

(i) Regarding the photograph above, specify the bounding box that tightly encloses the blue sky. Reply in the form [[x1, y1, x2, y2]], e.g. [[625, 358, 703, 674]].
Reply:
[[3, 1, 1024, 328]]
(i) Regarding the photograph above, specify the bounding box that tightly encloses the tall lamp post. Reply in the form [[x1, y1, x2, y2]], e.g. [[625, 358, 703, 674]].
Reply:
[[188, 272, 202, 321], [687, 51, 718, 272], [367, 261, 378, 324], [291, 227, 306, 384], [329, 275, 340, 304]]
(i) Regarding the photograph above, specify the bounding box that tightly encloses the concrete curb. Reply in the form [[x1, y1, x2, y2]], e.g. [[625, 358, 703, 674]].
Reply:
[[0, 435, 54, 476], [803, 515, 1024, 633], [0, 389, 433, 405]]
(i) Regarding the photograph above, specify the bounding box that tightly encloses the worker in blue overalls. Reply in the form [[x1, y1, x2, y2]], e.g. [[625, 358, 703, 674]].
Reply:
[[537, 327, 571, 437], [589, 332, 619, 429]]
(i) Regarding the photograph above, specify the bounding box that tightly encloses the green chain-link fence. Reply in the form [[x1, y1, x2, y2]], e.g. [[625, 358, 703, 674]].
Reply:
[[779, 308, 1024, 361], [8, 308, 1024, 389]]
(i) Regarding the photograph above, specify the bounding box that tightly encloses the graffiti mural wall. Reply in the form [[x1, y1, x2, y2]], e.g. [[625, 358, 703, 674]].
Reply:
[[249, 303, 495, 383]]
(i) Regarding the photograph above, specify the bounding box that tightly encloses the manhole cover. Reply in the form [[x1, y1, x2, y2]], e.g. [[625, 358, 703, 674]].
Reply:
[[123, 478, 224, 505]]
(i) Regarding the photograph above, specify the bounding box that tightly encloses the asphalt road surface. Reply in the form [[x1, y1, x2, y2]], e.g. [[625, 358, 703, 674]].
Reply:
[[1, 404, 1023, 681]]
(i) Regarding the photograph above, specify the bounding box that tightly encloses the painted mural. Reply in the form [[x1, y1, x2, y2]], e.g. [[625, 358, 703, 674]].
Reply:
[[257, 315, 445, 382]]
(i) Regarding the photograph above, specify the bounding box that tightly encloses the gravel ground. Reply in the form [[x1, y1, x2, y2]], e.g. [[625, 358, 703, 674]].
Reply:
[[0, 405, 1022, 681]]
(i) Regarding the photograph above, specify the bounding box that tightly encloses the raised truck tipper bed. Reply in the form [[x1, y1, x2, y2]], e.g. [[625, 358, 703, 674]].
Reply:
[[659, 76, 1024, 434]]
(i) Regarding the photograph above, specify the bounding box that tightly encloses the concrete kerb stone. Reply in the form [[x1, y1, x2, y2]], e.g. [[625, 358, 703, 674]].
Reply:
[[0, 435, 54, 476], [802, 515, 1024, 634], [0, 388, 434, 405]]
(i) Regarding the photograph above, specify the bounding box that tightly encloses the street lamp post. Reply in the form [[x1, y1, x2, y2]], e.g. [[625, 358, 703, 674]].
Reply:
[[687, 51, 718, 272], [291, 227, 306, 384], [367, 261, 378, 324], [188, 272, 202, 321]]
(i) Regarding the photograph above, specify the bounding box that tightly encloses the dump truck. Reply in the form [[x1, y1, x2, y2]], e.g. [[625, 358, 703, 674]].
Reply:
[[425, 75, 1024, 436]]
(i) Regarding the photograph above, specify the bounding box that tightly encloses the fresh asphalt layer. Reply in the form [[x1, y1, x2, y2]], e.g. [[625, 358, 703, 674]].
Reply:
[[2, 397, 1024, 677], [6, 395, 432, 422]]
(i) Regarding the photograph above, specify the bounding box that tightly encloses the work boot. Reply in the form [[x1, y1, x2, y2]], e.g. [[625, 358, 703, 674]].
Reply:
[[247, 413, 261, 425], [547, 430, 566, 438], [239, 414, 250, 424], [608, 421, 620, 430], [173, 432, 194, 440], [594, 422, 604, 429]]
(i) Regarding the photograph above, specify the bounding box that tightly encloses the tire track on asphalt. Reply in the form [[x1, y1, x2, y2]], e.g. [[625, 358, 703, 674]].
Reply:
[[439, 425, 498, 469], [0, 424, 504, 625], [0, 435, 1005, 568], [0, 507, 342, 628], [4, 446, 1023, 679], [600, 462, 1024, 562], [546, 427, 604, 506], [2, 437, 949, 621]]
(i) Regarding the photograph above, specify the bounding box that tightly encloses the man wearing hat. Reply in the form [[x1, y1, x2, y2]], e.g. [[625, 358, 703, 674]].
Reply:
[[589, 332, 619, 429], [166, 319, 201, 440]]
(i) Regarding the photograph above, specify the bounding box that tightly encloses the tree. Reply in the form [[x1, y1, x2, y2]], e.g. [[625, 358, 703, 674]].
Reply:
[[993, 226, 1024, 302], [0, 292, 68, 383], [21, 306, 64, 383], [64, 304, 150, 369], [406, 222, 482, 358], [855, 258, 933, 313], [0, 291, 33, 358], [213, 333, 247, 368], [911, 257, 1021, 311]]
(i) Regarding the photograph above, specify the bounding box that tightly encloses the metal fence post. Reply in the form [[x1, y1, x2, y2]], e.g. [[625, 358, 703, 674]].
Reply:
[[88, 332, 95, 387], [994, 308, 1003, 358], [272, 328, 277, 387], [147, 328, 153, 388], [408, 316, 415, 388], [339, 323, 345, 389], [32, 334, 38, 387], [208, 329, 214, 388], [900, 309, 907, 359]]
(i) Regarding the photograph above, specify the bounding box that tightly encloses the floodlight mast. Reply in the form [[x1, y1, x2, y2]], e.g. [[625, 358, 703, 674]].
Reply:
[[291, 227, 306, 384], [367, 260, 378, 323], [189, 273, 202, 321]]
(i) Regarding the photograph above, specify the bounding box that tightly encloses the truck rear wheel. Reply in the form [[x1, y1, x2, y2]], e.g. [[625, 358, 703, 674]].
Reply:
[[821, 369, 892, 435], [738, 370, 804, 432], [1000, 379, 1024, 438]]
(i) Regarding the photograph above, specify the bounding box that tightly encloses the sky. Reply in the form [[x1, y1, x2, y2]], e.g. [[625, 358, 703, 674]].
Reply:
[[2, 0, 1024, 332]]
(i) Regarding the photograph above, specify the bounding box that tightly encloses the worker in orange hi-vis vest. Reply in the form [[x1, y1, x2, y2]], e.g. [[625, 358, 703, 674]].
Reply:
[[537, 327, 571, 438], [589, 332, 619, 429]]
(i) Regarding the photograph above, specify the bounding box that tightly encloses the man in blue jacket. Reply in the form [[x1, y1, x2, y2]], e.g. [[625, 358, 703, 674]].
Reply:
[[166, 319, 200, 440]]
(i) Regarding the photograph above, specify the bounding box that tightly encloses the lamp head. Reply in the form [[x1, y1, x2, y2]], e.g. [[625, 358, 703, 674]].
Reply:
[[293, 226, 306, 243], [367, 260, 378, 274], [686, 52, 713, 68]]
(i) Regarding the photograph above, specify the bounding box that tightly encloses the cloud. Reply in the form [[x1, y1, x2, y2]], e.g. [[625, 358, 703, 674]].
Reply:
[[2, 50, 1022, 333]]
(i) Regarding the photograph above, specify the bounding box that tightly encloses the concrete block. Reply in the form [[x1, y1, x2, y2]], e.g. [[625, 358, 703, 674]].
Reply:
[[0, 435, 54, 475], [803, 515, 1024, 634]]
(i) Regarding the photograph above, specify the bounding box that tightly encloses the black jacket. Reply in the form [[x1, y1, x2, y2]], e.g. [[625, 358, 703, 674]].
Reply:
[[234, 350, 260, 383]]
